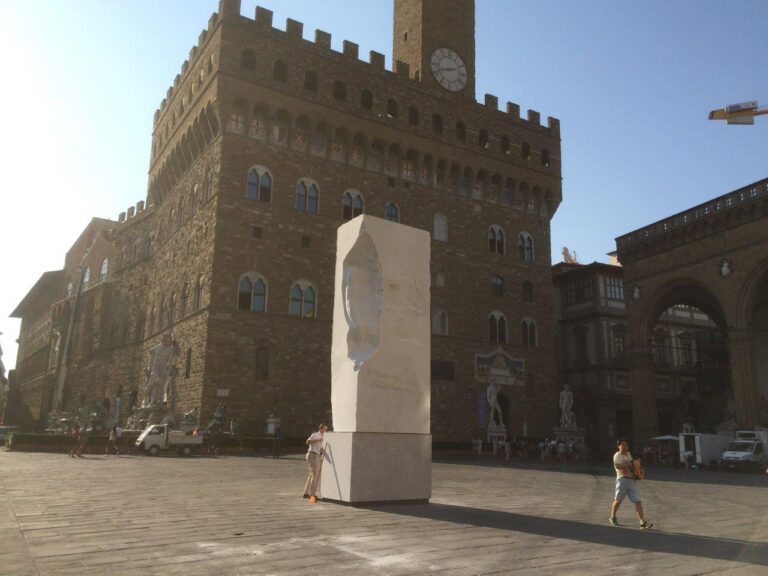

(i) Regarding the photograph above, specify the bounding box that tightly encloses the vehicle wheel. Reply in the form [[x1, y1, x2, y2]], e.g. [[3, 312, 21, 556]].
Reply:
[[182, 446, 191, 457], [149, 445, 159, 456]]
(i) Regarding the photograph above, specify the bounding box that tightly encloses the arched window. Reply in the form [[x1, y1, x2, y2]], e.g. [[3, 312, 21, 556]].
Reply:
[[180, 284, 189, 317], [384, 202, 399, 223], [491, 275, 504, 297], [342, 190, 364, 221], [488, 225, 505, 254], [184, 348, 192, 379], [408, 106, 419, 125], [159, 298, 167, 329], [228, 100, 247, 134], [273, 60, 288, 82], [522, 281, 534, 302], [431, 309, 449, 335], [255, 346, 269, 379], [190, 185, 197, 218], [518, 232, 534, 262], [541, 148, 550, 167], [296, 179, 319, 214], [478, 129, 489, 148], [240, 49, 256, 72], [521, 319, 537, 347], [246, 165, 273, 202], [289, 282, 316, 318], [333, 80, 347, 101], [204, 169, 214, 202], [432, 114, 443, 134], [360, 89, 373, 110], [237, 273, 267, 312], [146, 233, 154, 258], [98, 258, 109, 283], [168, 292, 176, 326], [521, 142, 531, 159], [433, 213, 448, 242], [237, 276, 252, 310], [304, 70, 318, 92], [489, 311, 507, 344], [149, 306, 156, 335], [456, 122, 466, 141], [194, 274, 204, 311], [83, 266, 91, 290], [500, 135, 511, 155], [387, 98, 399, 119]]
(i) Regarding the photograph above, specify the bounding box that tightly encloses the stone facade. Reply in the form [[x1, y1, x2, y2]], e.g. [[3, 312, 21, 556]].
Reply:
[[616, 178, 768, 445], [10, 0, 562, 442], [553, 261, 725, 458]]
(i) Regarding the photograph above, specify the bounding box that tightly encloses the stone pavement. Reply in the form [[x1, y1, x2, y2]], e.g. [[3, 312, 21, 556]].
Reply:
[[1, 450, 767, 575]]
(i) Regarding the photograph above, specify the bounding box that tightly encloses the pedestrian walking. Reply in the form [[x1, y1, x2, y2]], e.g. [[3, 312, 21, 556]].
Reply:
[[74, 426, 88, 457], [303, 423, 327, 501], [106, 425, 121, 456], [68, 424, 80, 458], [610, 438, 653, 529]]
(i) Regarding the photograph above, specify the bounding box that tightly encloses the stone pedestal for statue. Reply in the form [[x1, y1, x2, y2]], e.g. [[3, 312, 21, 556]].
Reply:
[[487, 422, 507, 445], [553, 427, 588, 459], [321, 215, 431, 504]]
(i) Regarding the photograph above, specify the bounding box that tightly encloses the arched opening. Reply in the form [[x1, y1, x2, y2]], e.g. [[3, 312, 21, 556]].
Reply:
[[747, 268, 768, 424], [645, 283, 730, 436]]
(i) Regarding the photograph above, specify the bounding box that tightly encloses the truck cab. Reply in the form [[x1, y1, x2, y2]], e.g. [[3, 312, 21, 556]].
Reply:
[[722, 431, 768, 470]]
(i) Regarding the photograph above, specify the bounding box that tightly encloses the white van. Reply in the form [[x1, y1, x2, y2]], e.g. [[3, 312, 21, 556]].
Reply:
[[722, 431, 768, 470]]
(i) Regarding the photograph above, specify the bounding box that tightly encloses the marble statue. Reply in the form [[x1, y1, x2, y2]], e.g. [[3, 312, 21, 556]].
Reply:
[[143, 333, 179, 407], [487, 380, 504, 427], [559, 384, 576, 429], [323, 215, 431, 503]]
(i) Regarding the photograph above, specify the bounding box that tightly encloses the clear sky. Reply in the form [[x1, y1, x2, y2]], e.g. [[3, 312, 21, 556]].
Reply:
[[1, 0, 767, 370]]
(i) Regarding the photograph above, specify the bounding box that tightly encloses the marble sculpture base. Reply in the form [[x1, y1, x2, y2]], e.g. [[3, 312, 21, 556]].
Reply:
[[320, 431, 431, 504]]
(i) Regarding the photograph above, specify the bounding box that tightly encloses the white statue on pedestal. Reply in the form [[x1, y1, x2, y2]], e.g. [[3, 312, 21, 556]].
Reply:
[[559, 384, 576, 429], [144, 334, 179, 407], [487, 380, 504, 427]]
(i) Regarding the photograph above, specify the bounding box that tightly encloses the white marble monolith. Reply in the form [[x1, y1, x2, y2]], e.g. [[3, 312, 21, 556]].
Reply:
[[321, 215, 431, 503]]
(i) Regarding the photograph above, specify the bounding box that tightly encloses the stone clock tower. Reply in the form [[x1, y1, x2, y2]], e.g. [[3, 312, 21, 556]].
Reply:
[[393, 0, 476, 100]]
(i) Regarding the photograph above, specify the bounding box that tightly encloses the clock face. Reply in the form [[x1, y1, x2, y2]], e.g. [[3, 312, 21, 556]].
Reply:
[[430, 48, 468, 92]]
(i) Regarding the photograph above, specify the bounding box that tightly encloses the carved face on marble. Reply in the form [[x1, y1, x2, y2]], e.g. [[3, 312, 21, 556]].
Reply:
[[342, 231, 382, 370]]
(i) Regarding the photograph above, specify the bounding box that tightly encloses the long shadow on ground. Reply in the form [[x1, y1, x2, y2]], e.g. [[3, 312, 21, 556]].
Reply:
[[369, 502, 768, 566], [433, 456, 768, 489]]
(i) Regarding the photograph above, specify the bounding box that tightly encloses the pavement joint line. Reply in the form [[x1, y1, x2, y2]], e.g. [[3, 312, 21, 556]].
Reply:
[[0, 470, 41, 576]]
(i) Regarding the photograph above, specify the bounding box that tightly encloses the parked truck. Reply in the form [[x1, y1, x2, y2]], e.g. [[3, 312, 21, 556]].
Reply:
[[135, 424, 203, 456], [722, 430, 768, 471], [678, 432, 734, 468]]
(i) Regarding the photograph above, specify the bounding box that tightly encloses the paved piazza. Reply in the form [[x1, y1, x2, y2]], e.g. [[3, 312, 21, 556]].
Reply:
[[1, 451, 767, 575]]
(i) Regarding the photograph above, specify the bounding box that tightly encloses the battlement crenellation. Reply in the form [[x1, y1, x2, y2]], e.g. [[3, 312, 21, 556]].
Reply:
[[153, 0, 558, 136]]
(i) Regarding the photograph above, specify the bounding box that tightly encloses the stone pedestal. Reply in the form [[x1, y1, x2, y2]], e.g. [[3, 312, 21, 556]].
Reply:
[[487, 422, 507, 445], [321, 432, 431, 504], [321, 215, 431, 504], [553, 427, 588, 459]]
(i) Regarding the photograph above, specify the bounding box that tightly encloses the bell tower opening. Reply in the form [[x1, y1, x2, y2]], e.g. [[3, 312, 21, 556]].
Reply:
[[393, 0, 476, 99]]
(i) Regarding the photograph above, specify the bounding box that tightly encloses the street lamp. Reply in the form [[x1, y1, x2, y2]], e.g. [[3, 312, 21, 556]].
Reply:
[[708, 101, 767, 125]]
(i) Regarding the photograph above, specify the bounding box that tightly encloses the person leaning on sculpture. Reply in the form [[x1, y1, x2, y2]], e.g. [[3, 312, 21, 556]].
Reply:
[[144, 333, 179, 407]]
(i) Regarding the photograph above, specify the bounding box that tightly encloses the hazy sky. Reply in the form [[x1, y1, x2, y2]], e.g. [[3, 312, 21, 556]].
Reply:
[[1, 0, 767, 370]]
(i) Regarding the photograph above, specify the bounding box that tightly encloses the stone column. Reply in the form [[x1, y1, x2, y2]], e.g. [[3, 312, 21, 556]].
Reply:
[[630, 348, 657, 445], [321, 215, 431, 504], [728, 328, 759, 428]]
